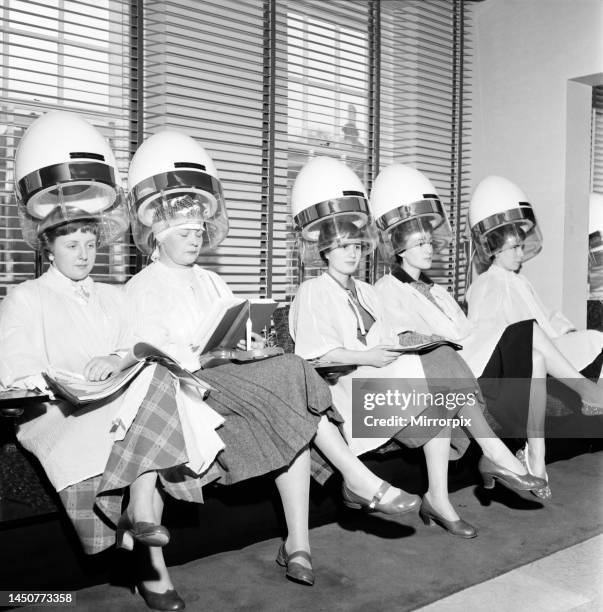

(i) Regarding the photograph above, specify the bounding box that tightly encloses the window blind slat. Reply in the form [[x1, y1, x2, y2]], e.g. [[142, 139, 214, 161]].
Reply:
[[144, 0, 265, 297], [0, 0, 134, 297]]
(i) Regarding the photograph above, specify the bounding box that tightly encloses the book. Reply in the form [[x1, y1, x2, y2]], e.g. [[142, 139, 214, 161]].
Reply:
[[387, 339, 463, 355], [44, 342, 212, 406], [193, 299, 250, 354], [193, 298, 279, 354]]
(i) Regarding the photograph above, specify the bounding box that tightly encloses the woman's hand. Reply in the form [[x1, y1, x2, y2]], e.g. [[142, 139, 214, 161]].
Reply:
[[83, 355, 121, 381], [236, 332, 266, 351], [361, 345, 400, 368]]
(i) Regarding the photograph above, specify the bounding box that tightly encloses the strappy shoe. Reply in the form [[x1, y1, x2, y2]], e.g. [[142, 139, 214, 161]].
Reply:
[[275, 542, 314, 586], [342, 481, 420, 515], [116, 511, 171, 550], [516, 444, 552, 500], [418, 497, 477, 539]]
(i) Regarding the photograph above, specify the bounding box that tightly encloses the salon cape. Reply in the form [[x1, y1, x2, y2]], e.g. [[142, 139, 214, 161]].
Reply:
[[0, 267, 148, 491], [125, 262, 234, 369], [289, 272, 425, 456], [126, 262, 239, 465], [374, 272, 506, 377], [467, 264, 603, 372], [0, 266, 224, 492]]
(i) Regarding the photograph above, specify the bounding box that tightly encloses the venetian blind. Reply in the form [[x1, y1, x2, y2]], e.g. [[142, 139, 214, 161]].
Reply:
[[273, 0, 472, 299], [143, 0, 266, 297], [592, 85, 603, 194], [274, 0, 373, 298], [377, 0, 473, 300], [0, 0, 135, 298]]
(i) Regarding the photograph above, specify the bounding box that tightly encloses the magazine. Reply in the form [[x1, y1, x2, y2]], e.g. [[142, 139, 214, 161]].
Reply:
[[44, 342, 212, 405], [387, 339, 463, 354]]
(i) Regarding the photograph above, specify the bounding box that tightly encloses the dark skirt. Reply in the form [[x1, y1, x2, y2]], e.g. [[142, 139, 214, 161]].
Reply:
[[478, 320, 534, 436], [59, 355, 339, 554]]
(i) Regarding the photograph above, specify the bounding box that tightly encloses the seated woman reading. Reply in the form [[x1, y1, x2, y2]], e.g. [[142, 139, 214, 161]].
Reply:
[[371, 165, 603, 500], [124, 131, 422, 595], [289, 157, 545, 539], [0, 112, 227, 611]]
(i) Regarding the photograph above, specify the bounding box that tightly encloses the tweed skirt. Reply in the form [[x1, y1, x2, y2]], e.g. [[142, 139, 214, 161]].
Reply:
[[59, 355, 339, 554], [197, 354, 341, 485]]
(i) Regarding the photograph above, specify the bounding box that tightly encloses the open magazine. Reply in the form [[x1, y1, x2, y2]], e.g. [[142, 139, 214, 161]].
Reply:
[[44, 342, 212, 406]]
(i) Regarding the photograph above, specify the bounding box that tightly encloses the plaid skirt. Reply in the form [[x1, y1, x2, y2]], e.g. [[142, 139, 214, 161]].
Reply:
[[59, 355, 339, 554]]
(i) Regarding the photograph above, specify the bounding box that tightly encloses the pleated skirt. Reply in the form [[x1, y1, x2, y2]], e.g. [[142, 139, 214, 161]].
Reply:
[[59, 355, 339, 554]]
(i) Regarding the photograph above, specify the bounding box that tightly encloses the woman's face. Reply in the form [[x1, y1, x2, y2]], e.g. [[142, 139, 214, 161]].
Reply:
[[325, 242, 362, 277], [159, 227, 204, 267], [50, 230, 97, 281], [400, 233, 434, 272], [493, 239, 524, 272]]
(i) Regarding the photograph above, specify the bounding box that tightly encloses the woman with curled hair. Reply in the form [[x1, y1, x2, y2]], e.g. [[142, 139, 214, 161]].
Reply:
[[371, 166, 603, 504], [0, 112, 235, 611], [466, 223, 603, 397], [126, 132, 422, 596], [289, 158, 546, 540]]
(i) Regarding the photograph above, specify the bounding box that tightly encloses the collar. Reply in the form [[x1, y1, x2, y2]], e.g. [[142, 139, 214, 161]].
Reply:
[[390, 264, 433, 286], [47, 264, 95, 301], [326, 270, 355, 293]]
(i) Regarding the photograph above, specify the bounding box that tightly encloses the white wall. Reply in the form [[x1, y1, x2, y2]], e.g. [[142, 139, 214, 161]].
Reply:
[[472, 0, 603, 325]]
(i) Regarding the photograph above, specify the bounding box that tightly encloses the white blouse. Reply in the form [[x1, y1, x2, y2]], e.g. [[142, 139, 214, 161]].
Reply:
[[290, 272, 425, 456], [126, 262, 233, 371], [0, 267, 155, 491], [126, 262, 239, 472], [374, 272, 506, 377], [467, 264, 603, 372]]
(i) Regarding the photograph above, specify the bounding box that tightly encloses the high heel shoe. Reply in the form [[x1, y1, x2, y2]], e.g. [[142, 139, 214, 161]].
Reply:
[[478, 455, 547, 494], [275, 542, 314, 586], [516, 444, 552, 500], [116, 511, 170, 550], [418, 497, 477, 539], [136, 583, 185, 611], [342, 481, 420, 515]]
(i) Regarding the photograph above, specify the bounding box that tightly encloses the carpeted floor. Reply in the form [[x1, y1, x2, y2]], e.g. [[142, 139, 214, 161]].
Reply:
[[16, 450, 601, 612]]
